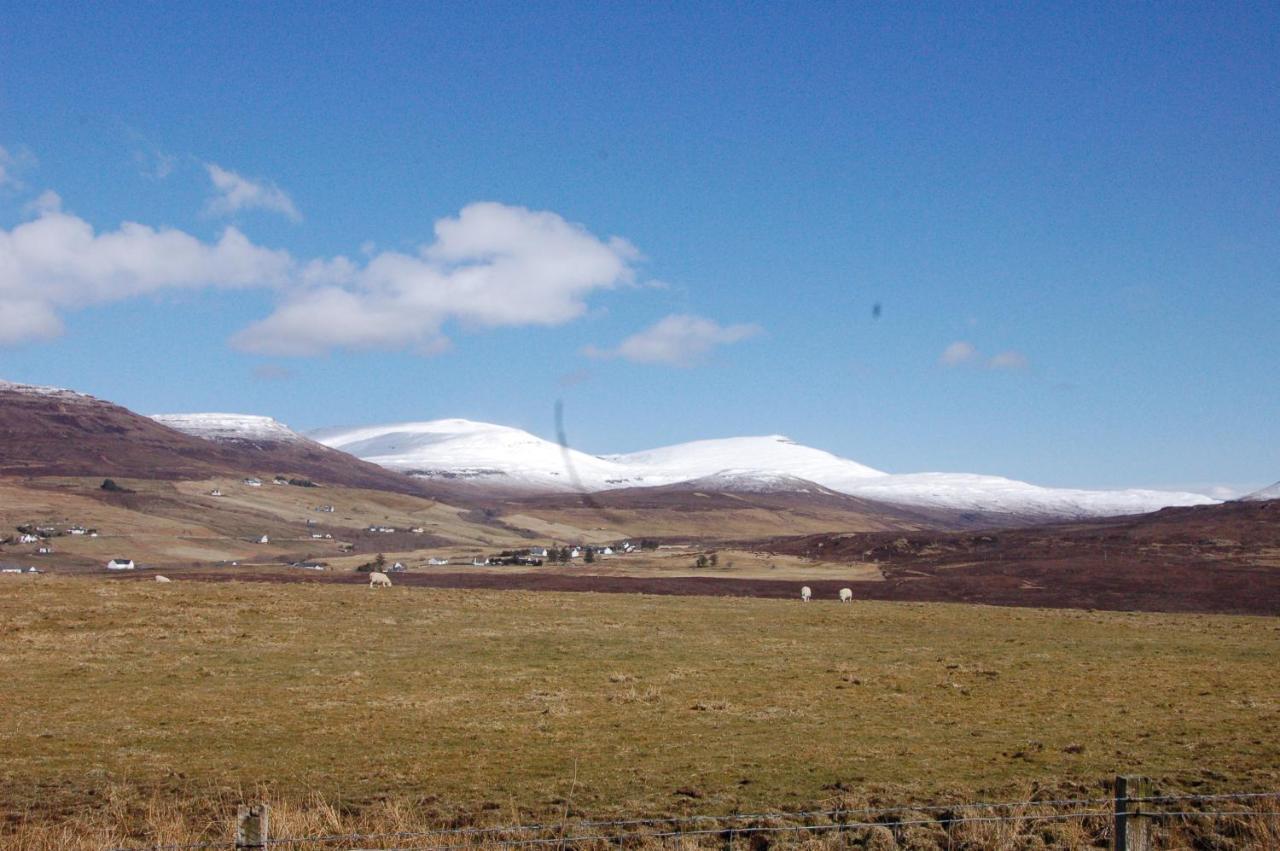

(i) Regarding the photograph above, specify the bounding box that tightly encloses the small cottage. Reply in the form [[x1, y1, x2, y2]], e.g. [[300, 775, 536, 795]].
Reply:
[[106, 558, 135, 571]]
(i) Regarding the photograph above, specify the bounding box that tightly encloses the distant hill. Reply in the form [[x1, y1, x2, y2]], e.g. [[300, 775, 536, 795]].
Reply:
[[1241, 481, 1280, 502], [0, 380, 429, 495]]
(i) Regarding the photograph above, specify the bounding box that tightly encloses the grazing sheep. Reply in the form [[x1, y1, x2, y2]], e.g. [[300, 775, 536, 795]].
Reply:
[[369, 571, 392, 588], [800, 586, 812, 602], [155, 575, 171, 583], [839, 587, 853, 603]]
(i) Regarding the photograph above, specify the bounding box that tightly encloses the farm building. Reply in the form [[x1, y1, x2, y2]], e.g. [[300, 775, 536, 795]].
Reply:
[[106, 558, 135, 571]]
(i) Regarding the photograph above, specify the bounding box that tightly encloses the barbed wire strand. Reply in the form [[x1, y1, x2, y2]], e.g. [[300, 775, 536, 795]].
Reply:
[[249, 795, 1118, 848], [104, 789, 1280, 851]]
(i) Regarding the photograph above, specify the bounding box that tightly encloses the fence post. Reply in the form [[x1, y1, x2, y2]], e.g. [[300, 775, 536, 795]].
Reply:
[[236, 804, 269, 849], [1113, 775, 1151, 851]]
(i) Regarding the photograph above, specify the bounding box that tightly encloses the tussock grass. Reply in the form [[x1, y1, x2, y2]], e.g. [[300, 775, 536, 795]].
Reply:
[[3, 577, 1279, 848]]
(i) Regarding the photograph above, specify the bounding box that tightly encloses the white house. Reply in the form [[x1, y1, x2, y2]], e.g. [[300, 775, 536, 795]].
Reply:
[[529, 547, 549, 558], [311, 533, 325, 539], [569, 547, 582, 559], [243, 478, 262, 487], [106, 558, 135, 571], [390, 561, 406, 572], [600, 547, 614, 556], [472, 556, 488, 566], [36, 546, 53, 555], [427, 557, 449, 566], [67, 526, 87, 535], [257, 535, 270, 544], [411, 527, 425, 534], [210, 489, 224, 497], [18, 534, 39, 544]]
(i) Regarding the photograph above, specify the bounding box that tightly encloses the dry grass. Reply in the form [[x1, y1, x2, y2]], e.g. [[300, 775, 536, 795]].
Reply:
[[3, 577, 1279, 848]]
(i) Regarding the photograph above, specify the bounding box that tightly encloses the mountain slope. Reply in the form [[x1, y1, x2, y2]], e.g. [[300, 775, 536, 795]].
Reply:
[[315, 418, 1218, 519], [1242, 481, 1280, 502], [0, 381, 429, 495]]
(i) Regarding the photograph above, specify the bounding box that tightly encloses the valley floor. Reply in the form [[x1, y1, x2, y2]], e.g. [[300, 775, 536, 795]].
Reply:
[[3, 577, 1278, 848]]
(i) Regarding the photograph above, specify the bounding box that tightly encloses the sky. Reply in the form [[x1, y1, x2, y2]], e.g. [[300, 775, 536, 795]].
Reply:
[[0, 2, 1277, 495]]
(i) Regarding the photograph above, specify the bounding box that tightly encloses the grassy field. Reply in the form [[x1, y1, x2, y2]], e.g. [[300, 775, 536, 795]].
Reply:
[[3, 576, 1279, 848]]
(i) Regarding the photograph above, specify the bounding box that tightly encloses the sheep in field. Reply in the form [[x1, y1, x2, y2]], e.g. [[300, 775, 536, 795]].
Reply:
[[800, 586, 812, 602], [154, 575, 171, 583], [839, 587, 853, 603], [369, 571, 392, 588]]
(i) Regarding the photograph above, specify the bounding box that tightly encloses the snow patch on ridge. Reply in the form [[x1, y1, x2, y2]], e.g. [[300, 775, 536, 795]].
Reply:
[[150, 413, 304, 444], [0, 379, 93, 401]]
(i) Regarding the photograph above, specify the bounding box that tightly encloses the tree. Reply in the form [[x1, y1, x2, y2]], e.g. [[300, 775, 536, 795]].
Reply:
[[708, 552, 718, 567], [584, 547, 596, 564], [557, 547, 570, 564], [375, 552, 387, 569], [695, 554, 708, 569]]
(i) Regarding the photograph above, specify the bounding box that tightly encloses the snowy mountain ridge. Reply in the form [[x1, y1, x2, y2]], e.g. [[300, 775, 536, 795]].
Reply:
[[310, 418, 1220, 518]]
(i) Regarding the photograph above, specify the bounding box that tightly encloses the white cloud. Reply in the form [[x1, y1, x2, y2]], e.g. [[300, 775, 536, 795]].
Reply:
[[0, 198, 640, 356], [204, 163, 302, 222], [0, 203, 292, 345], [939, 342, 1030, 371], [0, 145, 36, 190], [588, 313, 762, 367], [232, 202, 639, 355], [939, 340, 978, 366], [987, 350, 1029, 370]]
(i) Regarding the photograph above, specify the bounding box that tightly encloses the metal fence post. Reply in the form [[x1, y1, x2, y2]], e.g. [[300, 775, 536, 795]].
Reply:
[[236, 804, 269, 849], [1114, 775, 1151, 851]]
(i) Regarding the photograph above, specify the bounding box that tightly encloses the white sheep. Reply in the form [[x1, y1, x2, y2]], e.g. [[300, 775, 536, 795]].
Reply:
[[155, 575, 171, 583], [839, 587, 853, 603], [369, 571, 392, 588], [800, 586, 812, 603]]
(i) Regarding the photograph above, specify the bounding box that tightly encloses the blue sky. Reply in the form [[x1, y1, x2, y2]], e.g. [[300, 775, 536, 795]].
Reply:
[[1, 2, 1276, 494]]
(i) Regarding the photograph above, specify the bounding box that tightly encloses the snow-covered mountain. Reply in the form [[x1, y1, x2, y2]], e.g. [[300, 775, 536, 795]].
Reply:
[[1241, 481, 1280, 502], [150, 413, 304, 444], [309, 419, 650, 492], [312, 418, 1219, 518]]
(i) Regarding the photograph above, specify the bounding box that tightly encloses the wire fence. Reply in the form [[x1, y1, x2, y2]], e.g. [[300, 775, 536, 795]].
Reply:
[[95, 785, 1280, 851]]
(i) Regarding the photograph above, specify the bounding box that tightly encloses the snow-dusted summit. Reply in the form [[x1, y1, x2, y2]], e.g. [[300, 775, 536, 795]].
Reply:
[[310, 419, 648, 491], [0, 379, 93, 402], [1241, 481, 1280, 502], [312, 418, 1219, 518], [150, 413, 305, 444]]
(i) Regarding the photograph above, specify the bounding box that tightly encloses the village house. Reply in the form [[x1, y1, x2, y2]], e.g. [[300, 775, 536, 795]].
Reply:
[[67, 526, 87, 536], [427, 557, 449, 565], [18, 533, 39, 544], [106, 558, 135, 570], [243, 478, 263, 487], [257, 535, 270, 544], [36, 546, 53, 555], [210, 489, 224, 497]]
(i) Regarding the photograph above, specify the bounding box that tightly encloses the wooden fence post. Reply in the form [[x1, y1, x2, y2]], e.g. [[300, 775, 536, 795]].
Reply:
[[235, 804, 269, 849], [1114, 775, 1151, 851]]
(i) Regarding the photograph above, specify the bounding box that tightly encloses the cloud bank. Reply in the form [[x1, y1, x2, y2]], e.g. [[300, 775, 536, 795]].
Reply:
[[0, 197, 644, 354], [588, 314, 762, 366], [0, 196, 292, 345]]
